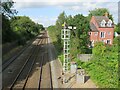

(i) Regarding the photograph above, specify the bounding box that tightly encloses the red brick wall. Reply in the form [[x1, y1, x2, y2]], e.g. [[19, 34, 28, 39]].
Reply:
[[90, 32, 99, 41], [98, 28, 114, 44]]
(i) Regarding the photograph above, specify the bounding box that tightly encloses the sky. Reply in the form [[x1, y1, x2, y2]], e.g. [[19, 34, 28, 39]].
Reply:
[[10, 0, 120, 27]]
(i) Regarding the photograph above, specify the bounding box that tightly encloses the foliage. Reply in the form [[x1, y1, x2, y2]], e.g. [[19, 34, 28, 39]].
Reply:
[[2, 14, 17, 43], [2, 1, 44, 44], [2, 0, 18, 43], [88, 8, 113, 21], [67, 14, 91, 58], [10, 16, 41, 36], [1, 1, 17, 17], [47, 25, 57, 42], [2, 15, 44, 44], [92, 42, 106, 57], [76, 42, 118, 88], [47, 25, 63, 55], [56, 11, 67, 32], [114, 23, 120, 34], [48, 12, 67, 55]]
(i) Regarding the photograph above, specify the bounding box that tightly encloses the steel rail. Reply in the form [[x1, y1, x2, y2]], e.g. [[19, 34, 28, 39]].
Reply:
[[2, 38, 36, 72], [38, 33, 53, 89], [9, 38, 42, 90]]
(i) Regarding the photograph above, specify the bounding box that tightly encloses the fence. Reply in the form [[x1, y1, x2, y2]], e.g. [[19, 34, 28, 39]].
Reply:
[[77, 54, 93, 62]]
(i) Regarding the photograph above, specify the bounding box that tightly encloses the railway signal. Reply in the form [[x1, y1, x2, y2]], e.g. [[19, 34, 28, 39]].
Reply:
[[61, 22, 76, 83]]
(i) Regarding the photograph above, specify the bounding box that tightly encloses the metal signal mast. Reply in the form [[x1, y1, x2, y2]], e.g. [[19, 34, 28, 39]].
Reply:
[[61, 22, 76, 74]]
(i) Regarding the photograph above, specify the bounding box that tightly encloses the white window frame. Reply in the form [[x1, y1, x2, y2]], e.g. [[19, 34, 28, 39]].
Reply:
[[101, 20, 106, 27], [106, 39, 111, 44], [100, 32, 105, 38], [92, 40, 94, 46], [94, 32, 98, 36], [107, 20, 112, 27]]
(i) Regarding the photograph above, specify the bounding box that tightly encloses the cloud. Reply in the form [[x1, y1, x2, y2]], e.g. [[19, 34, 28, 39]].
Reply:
[[31, 16, 57, 27], [12, 0, 119, 26], [13, 0, 119, 9]]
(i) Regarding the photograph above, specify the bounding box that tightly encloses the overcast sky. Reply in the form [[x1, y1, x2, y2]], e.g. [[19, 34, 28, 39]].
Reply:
[[12, 0, 120, 27]]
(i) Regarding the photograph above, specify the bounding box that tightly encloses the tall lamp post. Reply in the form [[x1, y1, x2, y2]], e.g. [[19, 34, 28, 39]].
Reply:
[[61, 22, 76, 83]]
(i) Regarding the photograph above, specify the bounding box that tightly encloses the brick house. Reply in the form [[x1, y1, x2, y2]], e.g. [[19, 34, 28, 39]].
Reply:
[[89, 13, 114, 47]]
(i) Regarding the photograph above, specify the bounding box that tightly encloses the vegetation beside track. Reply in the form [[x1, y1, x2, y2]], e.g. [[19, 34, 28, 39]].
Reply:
[[48, 8, 119, 88], [75, 40, 119, 88], [2, 1, 45, 45]]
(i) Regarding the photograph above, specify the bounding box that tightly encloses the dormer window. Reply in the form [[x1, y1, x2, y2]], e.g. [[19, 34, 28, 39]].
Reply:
[[100, 19, 106, 27], [107, 19, 112, 27]]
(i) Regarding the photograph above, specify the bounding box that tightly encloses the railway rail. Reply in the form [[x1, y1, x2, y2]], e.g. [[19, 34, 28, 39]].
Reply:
[[8, 38, 43, 89], [3, 31, 53, 89], [38, 36, 53, 89], [2, 32, 53, 90], [2, 37, 37, 72]]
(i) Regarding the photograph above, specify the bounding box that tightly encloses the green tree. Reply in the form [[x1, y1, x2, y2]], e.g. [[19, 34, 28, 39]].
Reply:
[[114, 23, 120, 34], [1, 1, 17, 17], [68, 14, 90, 54], [56, 11, 67, 32], [92, 42, 106, 57], [10, 16, 42, 40], [2, 0, 18, 43], [66, 15, 74, 26], [2, 15, 17, 43], [88, 8, 113, 21], [55, 11, 67, 52]]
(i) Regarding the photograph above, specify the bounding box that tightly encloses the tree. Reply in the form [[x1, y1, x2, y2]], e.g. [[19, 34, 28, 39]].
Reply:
[[88, 8, 113, 21], [56, 11, 67, 32], [2, 15, 17, 43], [1, 1, 17, 17], [2, 0, 18, 43], [92, 42, 106, 57], [55, 11, 67, 51], [68, 14, 90, 55], [10, 16, 42, 40], [66, 15, 74, 26], [114, 23, 120, 34]]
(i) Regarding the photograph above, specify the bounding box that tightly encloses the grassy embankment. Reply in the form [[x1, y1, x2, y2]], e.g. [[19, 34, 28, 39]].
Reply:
[[47, 26, 64, 65]]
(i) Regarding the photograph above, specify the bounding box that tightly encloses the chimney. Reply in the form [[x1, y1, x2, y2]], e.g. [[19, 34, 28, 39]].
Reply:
[[104, 12, 109, 17]]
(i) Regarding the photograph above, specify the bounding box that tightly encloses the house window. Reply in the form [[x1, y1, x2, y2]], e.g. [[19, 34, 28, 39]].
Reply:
[[100, 32, 105, 38], [106, 40, 111, 44], [100, 20, 106, 27], [108, 32, 111, 35], [107, 20, 112, 27], [94, 32, 98, 36], [88, 32, 91, 35], [101, 40, 106, 43]]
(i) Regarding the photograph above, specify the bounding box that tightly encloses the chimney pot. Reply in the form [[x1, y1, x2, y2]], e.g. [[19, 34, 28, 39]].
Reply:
[[104, 12, 109, 17]]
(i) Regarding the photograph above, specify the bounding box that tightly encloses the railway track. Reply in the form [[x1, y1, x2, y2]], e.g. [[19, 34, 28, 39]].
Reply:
[[38, 36, 53, 89], [3, 31, 53, 89], [2, 37, 36, 72], [8, 38, 43, 89]]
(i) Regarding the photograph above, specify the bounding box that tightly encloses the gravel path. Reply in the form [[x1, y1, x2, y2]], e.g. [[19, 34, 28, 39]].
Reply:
[[47, 31, 63, 88]]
